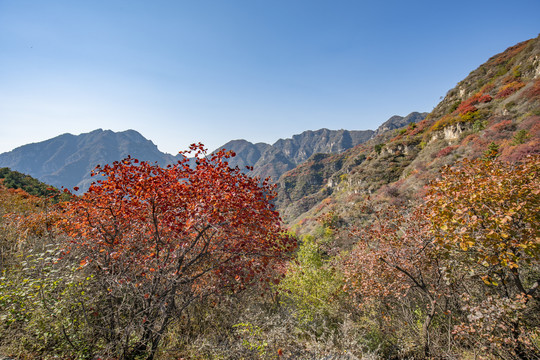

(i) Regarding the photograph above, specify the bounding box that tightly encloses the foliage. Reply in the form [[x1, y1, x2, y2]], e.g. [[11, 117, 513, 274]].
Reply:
[[279, 232, 344, 326], [58, 144, 296, 359], [472, 119, 488, 132], [435, 145, 457, 158], [0, 168, 59, 198], [487, 39, 532, 67], [374, 143, 385, 154], [0, 182, 97, 358], [524, 78, 540, 99], [343, 203, 448, 358], [426, 155, 540, 358], [233, 322, 269, 358], [0, 183, 49, 271], [484, 142, 500, 159], [456, 91, 492, 116], [512, 129, 530, 145], [495, 81, 525, 99], [0, 246, 96, 358]]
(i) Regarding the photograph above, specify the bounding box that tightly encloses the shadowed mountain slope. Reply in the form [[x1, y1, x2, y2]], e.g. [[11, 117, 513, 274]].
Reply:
[[0, 129, 176, 192]]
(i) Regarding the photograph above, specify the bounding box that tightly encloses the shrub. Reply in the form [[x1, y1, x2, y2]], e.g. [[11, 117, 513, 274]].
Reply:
[[524, 78, 540, 99], [472, 119, 487, 132], [58, 145, 296, 359], [436, 146, 456, 158], [495, 81, 525, 98], [504, 100, 517, 110], [512, 65, 522, 78], [511, 129, 530, 145], [456, 92, 492, 116], [456, 102, 477, 115], [426, 156, 540, 358], [279, 234, 344, 326]]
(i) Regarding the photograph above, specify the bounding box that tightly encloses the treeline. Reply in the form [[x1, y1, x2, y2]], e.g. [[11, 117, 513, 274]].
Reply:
[[0, 168, 59, 198], [0, 151, 538, 359]]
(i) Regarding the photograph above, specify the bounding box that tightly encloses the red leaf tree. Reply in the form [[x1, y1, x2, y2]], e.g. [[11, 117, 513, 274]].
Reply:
[[59, 144, 296, 359]]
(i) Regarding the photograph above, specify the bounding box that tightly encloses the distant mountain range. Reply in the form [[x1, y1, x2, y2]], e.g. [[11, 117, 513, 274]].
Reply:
[[0, 113, 426, 192], [0, 129, 176, 192]]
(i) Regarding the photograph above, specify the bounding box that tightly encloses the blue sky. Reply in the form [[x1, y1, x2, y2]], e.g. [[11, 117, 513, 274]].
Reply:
[[1, 0, 539, 155]]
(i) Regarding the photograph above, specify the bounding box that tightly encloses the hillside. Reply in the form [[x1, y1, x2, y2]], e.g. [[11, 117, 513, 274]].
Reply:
[[0, 168, 58, 198], [277, 35, 540, 231]]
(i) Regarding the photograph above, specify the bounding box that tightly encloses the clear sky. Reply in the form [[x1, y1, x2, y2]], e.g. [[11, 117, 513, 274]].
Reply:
[[1, 0, 539, 155]]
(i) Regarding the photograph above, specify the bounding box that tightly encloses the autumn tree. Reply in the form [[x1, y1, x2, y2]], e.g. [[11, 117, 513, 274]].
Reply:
[[59, 144, 296, 360], [342, 203, 452, 358], [426, 155, 540, 358]]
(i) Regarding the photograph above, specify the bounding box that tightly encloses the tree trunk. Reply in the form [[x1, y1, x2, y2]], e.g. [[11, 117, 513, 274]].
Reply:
[[422, 298, 437, 358]]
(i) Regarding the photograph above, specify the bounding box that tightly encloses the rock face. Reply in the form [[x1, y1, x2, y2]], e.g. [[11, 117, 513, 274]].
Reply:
[[0, 129, 176, 192], [216, 128, 375, 181]]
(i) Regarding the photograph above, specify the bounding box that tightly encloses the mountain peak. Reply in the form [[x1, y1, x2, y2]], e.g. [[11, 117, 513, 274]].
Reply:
[[0, 129, 176, 192]]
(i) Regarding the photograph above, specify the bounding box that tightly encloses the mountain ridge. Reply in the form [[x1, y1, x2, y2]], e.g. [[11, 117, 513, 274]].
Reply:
[[0, 114, 425, 192]]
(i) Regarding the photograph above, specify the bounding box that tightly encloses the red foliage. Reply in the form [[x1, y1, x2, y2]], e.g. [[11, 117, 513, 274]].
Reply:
[[483, 120, 516, 144], [489, 119, 514, 132], [409, 118, 430, 136], [60, 144, 296, 289], [524, 78, 540, 99], [58, 145, 297, 356], [501, 142, 540, 162], [477, 94, 492, 103], [495, 81, 525, 98], [436, 145, 457, 158], [456, 91, 492, 115], [456, 102, 477, 115]]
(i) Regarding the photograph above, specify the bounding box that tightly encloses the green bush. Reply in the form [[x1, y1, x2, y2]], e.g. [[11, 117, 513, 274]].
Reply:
[[0, 245, 97, 359], [278, 234, 344, 326], [512, 129, 530, 145]]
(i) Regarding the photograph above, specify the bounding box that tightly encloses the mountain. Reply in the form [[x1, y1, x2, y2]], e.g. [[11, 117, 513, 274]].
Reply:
[[0, 129, 176, 192], [215, 128, 377, 181], [276, 35, 540, 231], [1, 118, 421, 193]]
